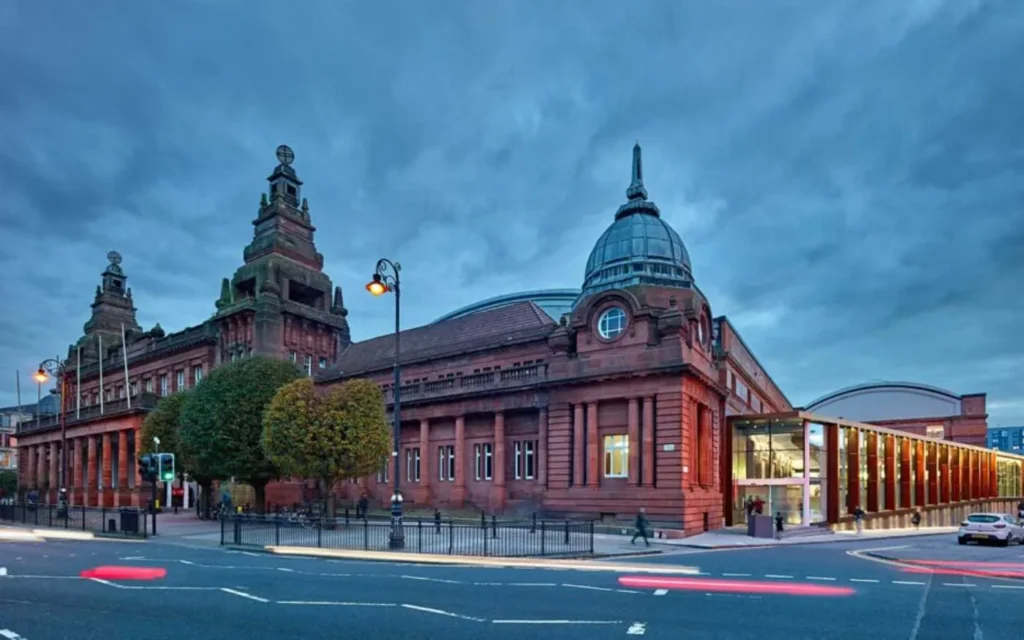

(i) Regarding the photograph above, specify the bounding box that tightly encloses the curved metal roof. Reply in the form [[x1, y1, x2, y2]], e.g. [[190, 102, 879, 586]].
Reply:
[[805, 380, 961, 410], [433, 288, 581, 323]]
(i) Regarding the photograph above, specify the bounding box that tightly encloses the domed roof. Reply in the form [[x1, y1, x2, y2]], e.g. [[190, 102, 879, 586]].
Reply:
[[580, 144, 693, 299]]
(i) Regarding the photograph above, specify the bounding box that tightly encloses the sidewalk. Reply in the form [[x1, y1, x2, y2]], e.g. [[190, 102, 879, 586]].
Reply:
[[629, 526, 958, 549]]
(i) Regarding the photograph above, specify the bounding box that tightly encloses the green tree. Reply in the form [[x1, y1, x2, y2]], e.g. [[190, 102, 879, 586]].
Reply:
[[262, 377, 390, 516], [0, 469, 17, 498], [180, 356, 301, 513]]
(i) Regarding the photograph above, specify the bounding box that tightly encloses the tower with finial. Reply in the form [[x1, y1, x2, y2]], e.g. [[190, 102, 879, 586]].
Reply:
[[73, 250, 143, 363], [214, 145, 351, 366]]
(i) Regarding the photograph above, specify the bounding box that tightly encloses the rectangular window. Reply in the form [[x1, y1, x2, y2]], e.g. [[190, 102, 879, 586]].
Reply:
[[145, 378, 153, 393], [484, 443, 492, 480], [474, 444, 482, 481], [176, 369, 185, 390], [304, 355, 312, 376], [735, 379, 749, 403], [514, 442, 522, 480], [525, 441, 535, 479], [318, 357, 328, 369], [603, 434, 629, 478], [405, 448, 420, 483], [159, 375, 168, 397], [289, 351, 297, 363], [131, 381, 139, 397], [192, 365, 203, 385], [117, 385, 124, 399], [440, 446, 447, 481], [447, 445, 455, 481], [376, 459, 389, 483], [726, 369, 734, 390]]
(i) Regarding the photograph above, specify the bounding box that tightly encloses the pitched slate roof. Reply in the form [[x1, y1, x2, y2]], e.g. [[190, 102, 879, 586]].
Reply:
[[322, 301, 556, 379]]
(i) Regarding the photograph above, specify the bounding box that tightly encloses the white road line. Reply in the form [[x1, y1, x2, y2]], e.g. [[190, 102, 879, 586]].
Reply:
[[401, 604, 485, 622], [627, 621, 647, 635], [240, 552, 261, 557], [764, 574, 793, 579], [653, 589, 668, 596], [508, 582, 556, 587], [400, 574, 463, 584], [87, 578, 215, 591], [617, 589, 641, 594], [0, 629, 26, 640], [178, 560, 195, 566], [722, 573, 750, 577], [473, 582, 504, 586], [850, 579, 879, 583], [991, 585, 1024, 590], [278, 601, 396, 606], [0, 568, 6, 577], [806, 576, 836, 581], [893, 581, 926, 586], [276, 567, 294, 572], [561, 583, 614, 592], [118, 556, 146, 560], [942, 583, 976, 588], [220, 588, 269, 603], [492, 620, 622, 625]]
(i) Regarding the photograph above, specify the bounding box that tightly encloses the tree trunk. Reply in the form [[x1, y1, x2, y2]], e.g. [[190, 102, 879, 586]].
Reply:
[[251, 480, 267, 514], [198, 480, 213, 518]]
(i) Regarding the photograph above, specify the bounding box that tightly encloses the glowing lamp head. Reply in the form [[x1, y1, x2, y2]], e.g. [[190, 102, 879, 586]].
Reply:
[[33, 368, 49, 384], [366, 274, 388, 296]]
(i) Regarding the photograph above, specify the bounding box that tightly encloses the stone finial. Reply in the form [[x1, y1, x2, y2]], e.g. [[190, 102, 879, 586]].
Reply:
[[216, 277, 232, 309], [333, 286, 344, 309], [626, 142, 648, 201], [95, 284, 102, 296], [126, 287, 133, 299], [260, 192, 268, 207], [301, 197, 309, 213], [151, 323, 165, 338]]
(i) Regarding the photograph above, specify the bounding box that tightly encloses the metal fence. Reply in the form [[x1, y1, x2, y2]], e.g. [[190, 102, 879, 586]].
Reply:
[[0, 502, 149, 538], [221, 514, 594, 557]]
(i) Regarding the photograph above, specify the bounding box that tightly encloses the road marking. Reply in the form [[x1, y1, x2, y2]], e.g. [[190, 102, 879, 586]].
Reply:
[[178, 560, 195, 566], [88, 578, 216, 591], [278, 601, 396, 606], [401, 604, 486, 622], [617, 589, 641, 594], [221, 588, 269, 603], [627, 621, 647, 635], [722, 573, 750, 577], [764, 574, 793, 579], [276, 567, 294, 572], [119, 556, 146, 560], [850, 579, 879, 583], [240, 552, 261, 557], [942, 583, 976, 588], [473, 582, 504, 586], [806, 576, 836, 581], [400, 574, 463, 584], [492, 620, 622, 625], [908, 574, 933, 640], [653, 589, 668, 596], [893, 581, 926, 586], [991, 585, 1024, 590], [0, 629, 26, 639], [561, 583, 614, 592], [508, 582, 556, 587]]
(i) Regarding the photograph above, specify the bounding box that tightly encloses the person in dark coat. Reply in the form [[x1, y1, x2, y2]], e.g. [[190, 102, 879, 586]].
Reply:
[[631, 508, 650, 547]]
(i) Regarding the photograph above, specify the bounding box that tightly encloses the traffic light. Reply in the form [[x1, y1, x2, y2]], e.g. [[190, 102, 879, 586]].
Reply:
[[138, 454, 158, 483], [158, 453, 175, 482]]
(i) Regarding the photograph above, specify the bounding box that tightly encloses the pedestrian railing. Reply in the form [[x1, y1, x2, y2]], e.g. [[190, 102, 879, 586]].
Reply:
[[221, 513, 594, 558], [0, 502, 149, 538]]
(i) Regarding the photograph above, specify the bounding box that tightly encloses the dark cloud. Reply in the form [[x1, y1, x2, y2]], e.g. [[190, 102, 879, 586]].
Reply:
[[2, 0, 1022, 427]]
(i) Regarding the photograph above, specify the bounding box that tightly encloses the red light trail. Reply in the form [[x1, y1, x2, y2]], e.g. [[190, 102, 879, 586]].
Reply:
[[617, 575, 855, 597]]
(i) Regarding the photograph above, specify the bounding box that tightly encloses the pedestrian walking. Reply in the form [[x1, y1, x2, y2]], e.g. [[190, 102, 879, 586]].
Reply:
[[852, 505, 865, 534], [774, 511, 784, 540], [358, 494, 369, 520], [434, 508, 442, 534], [911, 509, 922, 529], [631, 508, 650, 547]]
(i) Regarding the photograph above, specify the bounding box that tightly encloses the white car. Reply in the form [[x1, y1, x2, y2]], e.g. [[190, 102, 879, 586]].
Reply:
[[957, 512, 1024, 546]]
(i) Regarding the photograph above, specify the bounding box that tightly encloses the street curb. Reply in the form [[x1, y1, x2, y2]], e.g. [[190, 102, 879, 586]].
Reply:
[[865, 551, 1024, 582], [668, 530, 956, 550], [222, 544, 660, 561], [0, 523, 147, 542]]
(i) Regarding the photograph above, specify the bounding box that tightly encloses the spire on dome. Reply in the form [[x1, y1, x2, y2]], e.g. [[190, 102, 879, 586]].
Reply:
[[626, 142, 648, 201]]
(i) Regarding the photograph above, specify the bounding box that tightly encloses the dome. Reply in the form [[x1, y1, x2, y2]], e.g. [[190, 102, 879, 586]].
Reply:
[[580, 144, 693, 299]]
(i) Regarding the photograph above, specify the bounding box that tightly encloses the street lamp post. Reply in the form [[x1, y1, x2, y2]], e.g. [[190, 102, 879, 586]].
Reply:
[[34, 358, 68, 507], [366, 258, 404, 549]]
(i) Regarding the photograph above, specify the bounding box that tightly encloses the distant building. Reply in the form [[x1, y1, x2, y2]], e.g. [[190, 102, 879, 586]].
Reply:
[[804, 381, 988, 447], [988, 426, 1024, 453]]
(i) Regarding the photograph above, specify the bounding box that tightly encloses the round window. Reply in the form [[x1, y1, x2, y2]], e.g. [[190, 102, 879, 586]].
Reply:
[[597, 307, 627, 340]]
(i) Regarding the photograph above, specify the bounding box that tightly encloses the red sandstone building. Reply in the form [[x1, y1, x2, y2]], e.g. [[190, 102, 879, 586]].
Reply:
[[15, 144, 1021, 534]]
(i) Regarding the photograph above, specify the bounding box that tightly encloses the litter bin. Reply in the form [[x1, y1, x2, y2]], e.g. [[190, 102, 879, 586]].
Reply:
[[747, 514, 774, 539], [120, 509, 140, 534]]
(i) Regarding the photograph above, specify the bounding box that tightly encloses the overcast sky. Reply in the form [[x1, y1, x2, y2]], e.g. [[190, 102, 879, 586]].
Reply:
[[1, 1, 1021, 426]]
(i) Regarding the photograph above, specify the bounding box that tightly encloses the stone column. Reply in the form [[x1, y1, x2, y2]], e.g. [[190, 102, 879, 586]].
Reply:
[[825, 424, 840, 524], [586, 403, 599, 487], [538, 407, 548, 488], [118, 430, 130, 506], [72, 438, 83, 505], [418, 419, 430, 503], [101, 432, 113, 507], [883, 434, 896, 511], [48, 442, 59, 497], [86, 437, 98, 507], [641, 397, 655, 487], [572, 404, 584, 487], [493, 411, 506, 510], [866, 432, 879, 512], [132, 429, 143, 507], [452, 415, 466, 505], [36, 445, 46, 491], [627, 398, 640, 486], [26, 445, 36, 490]]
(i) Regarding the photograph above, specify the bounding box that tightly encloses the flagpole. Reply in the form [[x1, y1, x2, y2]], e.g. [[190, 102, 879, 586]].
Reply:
[[121, 323, 131, 409], [15, 370, 21, 422], [98, 335, 105, 415]]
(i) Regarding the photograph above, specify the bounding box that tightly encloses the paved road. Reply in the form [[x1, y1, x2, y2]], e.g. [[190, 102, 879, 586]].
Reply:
[[2, 533, 1023, 639]]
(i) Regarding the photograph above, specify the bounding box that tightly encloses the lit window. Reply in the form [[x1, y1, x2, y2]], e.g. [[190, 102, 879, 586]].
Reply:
[[318, 357, 328, 369], [304, 355, 312, 376], [603, 434, 629, 478], [597, 307, 627, 340]]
